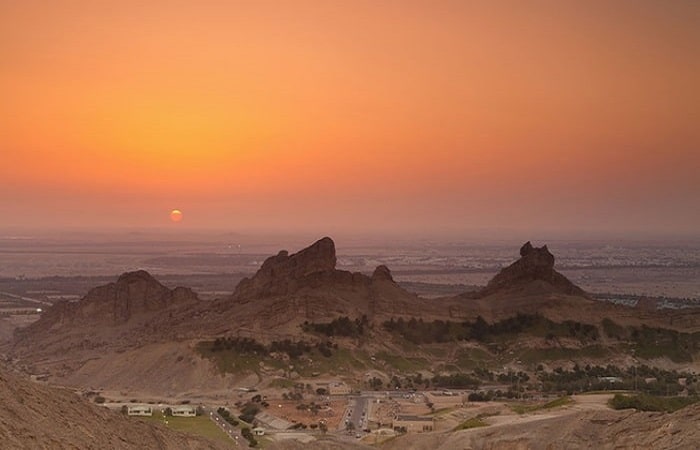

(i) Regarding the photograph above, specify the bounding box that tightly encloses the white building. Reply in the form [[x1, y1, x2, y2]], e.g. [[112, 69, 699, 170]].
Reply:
[[172, 405, 197, 417], [127, 405, 153, 416]]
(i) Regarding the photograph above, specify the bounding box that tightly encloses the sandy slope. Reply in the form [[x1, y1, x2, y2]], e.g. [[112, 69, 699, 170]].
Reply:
[[0, 364, 229, 450]]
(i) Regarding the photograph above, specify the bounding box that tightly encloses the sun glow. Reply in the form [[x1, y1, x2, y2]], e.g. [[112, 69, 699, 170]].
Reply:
[[169, 209, 183, 223]]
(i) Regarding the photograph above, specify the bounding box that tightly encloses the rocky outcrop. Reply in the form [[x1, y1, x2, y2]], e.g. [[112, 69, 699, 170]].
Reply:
[[480, 242, 586, 297], [233, 237, 337, 299], [228, 237, 427, 326], [232, 237, 402, 301], [81, 270, 198, 323], [15, 270, 199, 341]]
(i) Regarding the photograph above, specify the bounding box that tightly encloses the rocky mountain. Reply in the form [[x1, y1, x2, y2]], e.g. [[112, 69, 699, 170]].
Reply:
[[10, 236, 700, 396], [478, 241, 587, 297], [13, 238, 591, 349], [233, 236, 338, 299], [9, 270, 208, 385], [0, 364, 228, 450], [225, 237, 439, 331], [447, 241, 606, 324], [6, 237, 438, 391], [16, 270, 198, 336]]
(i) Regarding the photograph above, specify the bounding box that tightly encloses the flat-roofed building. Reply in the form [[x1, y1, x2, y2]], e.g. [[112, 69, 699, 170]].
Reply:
[[172, 405, 197, 417], [127, 405, 153, 416], [392, 415, 434, 433]]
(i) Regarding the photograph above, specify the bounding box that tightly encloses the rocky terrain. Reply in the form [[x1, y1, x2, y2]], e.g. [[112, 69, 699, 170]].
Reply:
[[0, 364, 228, 450], [6, 237, 700, 448], [226, 236, 441, 331], [8, 237, 700, 395], [13, 270, 200, 346], [478, 241, 587, 297]]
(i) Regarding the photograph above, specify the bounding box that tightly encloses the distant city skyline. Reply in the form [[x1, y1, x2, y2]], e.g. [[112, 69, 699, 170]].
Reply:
[[2, 1, 698, 237]]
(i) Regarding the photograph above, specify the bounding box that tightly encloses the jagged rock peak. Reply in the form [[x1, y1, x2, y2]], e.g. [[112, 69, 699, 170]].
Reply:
[[482, 242, 585, 296], [516, 241, 555, 272], [259, 236, 336, 276], [520, 241, 534, 256], [232, 237, 338, 299]]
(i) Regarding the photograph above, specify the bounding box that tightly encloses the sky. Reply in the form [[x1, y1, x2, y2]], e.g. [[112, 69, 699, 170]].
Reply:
[[1, 1, 699, 238]]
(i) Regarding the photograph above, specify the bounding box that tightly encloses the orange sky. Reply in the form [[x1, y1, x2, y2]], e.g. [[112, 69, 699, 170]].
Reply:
[[1, 1, 699, 237]]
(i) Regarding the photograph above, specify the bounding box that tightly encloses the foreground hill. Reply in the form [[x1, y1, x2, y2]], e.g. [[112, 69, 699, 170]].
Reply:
[[0, 364, 228, 450], [381, 403, 700, 450], [264, 401, 700, 450]]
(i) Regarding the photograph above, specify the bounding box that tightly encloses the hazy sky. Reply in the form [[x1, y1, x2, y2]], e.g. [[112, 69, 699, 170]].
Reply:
[[2, 1, 699, 238]]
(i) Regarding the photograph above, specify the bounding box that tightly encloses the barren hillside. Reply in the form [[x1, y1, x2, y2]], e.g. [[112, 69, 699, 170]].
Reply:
[[0, 364, 229, 449], [381, 403, 700, 450]]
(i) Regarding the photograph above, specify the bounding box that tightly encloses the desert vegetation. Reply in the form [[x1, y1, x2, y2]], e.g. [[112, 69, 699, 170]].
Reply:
[[302, 315, 369, 337], [382, 313, 599, 344], [610, 393, 700, 412]]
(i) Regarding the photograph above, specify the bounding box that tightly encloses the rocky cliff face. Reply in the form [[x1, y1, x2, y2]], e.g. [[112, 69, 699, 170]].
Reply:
[[480, 241, 586, 297], [233, 237, 337, 299], [80, 270, 198, 323], [228, 237, 427, 327]]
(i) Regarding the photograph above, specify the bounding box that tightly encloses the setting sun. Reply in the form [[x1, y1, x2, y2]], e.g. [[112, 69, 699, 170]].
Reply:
[[169, 209, 183, 223]]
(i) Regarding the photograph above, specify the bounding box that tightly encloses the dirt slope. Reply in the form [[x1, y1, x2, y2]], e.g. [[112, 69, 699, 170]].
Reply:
[[0, 364, 229, 450], [380, 404, 700, 450]]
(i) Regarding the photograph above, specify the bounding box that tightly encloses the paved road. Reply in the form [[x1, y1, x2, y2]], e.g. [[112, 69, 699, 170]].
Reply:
[[350, 397, 369, 432]]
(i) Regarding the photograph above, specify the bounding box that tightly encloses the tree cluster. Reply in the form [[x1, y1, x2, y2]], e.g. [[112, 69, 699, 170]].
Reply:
[[208, 336, 337, 360], [302, 315, 369, 337], [382, 314, 599, 345]]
